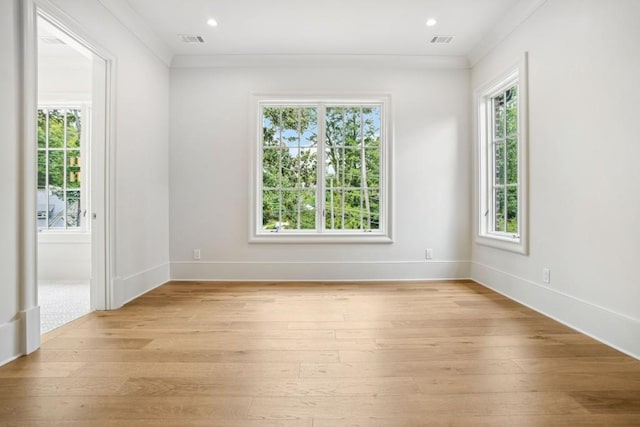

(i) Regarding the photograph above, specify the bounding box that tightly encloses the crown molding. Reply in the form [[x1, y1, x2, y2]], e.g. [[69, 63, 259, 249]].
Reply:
[[171, 54, 470, 69], [467, 0, 548, 67], [97, 0, 173, 66]]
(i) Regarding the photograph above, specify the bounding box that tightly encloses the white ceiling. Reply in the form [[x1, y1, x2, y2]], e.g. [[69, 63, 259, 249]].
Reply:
[[122, 0, 541, 61], [38, 16, 93, 60]]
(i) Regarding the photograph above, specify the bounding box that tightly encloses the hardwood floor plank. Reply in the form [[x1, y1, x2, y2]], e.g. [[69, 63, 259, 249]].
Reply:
[[336, 328, 449, 339], [248, 392, 588, 419], [414, 372, 640, 394], [144, 328, 337, 342], [374, 333, 594, 349], [68, 362, 300, 379], [300, 359, 526, 378], [0, 377, 128, 397], [33, 349, 339, 363], [117, 376, 419, 397], [339, 344, 620, 363], [287, 321, 394, 330], [0, 420, 312, 427], [343, 310, 534, 321], [0, 362, 85, 378], [441, 324, 576, 337], [77, 319, 231, 330], [190, 312, 346, 322], [41, 337, 153, 350], [0, 396, 251, 421], [514, 357, 640, 373], [142, 338, 374, 351], [311, 414, 640, 427], [569, 390, 640, 414], [389, 317, 562, 328]]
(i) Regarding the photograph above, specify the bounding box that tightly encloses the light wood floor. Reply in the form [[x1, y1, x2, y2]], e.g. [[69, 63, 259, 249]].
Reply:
[[1, 280, 640, 426]]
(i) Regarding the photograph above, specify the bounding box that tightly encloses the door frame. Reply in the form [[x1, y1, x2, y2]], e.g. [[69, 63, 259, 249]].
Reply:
[[21, 0, 117, 353]]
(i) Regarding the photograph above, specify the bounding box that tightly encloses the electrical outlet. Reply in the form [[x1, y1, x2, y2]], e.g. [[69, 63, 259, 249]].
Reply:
[[425, 248, 433, 260], [193, 249, 201, 260], [543, 268, 550, 284]]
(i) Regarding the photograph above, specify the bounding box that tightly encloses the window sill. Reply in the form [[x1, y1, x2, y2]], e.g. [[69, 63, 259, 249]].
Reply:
[[476, 233, 528, 255], [38, 231, 91, 244], [250, 232, 393, 244]]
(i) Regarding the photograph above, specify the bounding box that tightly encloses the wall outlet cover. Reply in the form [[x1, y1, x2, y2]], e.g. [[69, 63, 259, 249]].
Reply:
[[425, 248, 433, 260]]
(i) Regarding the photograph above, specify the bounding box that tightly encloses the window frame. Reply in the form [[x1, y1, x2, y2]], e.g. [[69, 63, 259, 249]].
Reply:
[[475, 54, 529, 254], [250, 94, 393, 243], [37, 104, 91, 234]]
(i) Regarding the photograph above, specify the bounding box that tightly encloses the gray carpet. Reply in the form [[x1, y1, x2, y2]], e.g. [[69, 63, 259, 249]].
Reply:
[[38, 281, 91, 333]]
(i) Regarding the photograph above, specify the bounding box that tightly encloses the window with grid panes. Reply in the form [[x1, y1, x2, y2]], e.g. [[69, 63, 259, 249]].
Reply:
[[37, 107, 87, 231], [254, 98, 391, 242], [476, 55, 528, 254], [491, 84, 519, 236]]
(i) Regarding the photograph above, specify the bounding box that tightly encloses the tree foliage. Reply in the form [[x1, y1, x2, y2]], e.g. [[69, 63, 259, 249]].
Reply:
[[493, 86, 518, 233], [324, 106, 380, 230], [262, 106, 381, 231]]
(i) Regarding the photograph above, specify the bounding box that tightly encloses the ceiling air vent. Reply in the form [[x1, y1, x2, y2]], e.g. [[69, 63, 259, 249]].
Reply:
[[430, 35, 455, 44], [179, 34, 205, 44], [40, 36, 65, 45]]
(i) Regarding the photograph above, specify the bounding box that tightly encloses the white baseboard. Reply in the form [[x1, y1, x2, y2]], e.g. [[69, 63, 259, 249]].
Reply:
[[471, 261, 640, 360], [0, 305, 41, 368], [170, 260, 471, 282], [112, 262, 170, 308], [0, 318, 22, 367], [22, 305, 41, 354]]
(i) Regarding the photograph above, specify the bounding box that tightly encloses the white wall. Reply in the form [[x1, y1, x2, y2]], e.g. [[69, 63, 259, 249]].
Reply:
[[51, 0, 171, 306], [471, 0, 640, 358], [0, 0, 23, 365], [169, 66, 471, 281], [38, 54, 91, 103], [38, 234, 91, 281]]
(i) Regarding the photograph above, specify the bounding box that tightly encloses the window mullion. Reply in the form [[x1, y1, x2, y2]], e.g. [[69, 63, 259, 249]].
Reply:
[[502, 105, 508, 234], [489, 100, 495, 234], [258, 105, 264, 233], [278, 109, 283, 228], [340, 109, 346, 230], [317, 104, 325, 233], [516, 86, 521, 237], [296, 109, 302, 230], [81, 105, 88, 232], [359, 107, 365, 230], [63, 109, 68, 230], [45, 109, 50, 230], [500, 137, 507, 234]]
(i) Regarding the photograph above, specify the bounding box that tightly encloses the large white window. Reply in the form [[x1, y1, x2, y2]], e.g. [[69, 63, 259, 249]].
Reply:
[[37, 107, 89, 231], [476, 55, 528, 254], [251, 97, 392, 243]]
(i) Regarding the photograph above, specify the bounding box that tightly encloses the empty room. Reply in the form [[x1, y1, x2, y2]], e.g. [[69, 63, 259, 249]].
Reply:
[[1, 0, 639, 424]]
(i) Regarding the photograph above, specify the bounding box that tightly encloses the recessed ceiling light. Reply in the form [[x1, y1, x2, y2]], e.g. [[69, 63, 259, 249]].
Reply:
[[207, 18, 218, 27], [426, 18, 437, 27]]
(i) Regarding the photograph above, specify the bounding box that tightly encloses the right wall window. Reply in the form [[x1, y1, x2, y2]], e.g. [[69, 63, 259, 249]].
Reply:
[[477, 53, 529, 254]]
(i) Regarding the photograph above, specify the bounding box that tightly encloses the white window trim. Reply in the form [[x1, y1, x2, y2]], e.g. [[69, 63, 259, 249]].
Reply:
[[475, 53, 529, 255], [37, 232, 91, 244], [249, 94, 394, 244]]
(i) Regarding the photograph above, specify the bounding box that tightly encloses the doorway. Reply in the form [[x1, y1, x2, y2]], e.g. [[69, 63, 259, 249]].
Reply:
[[35, 11, 110, 333]]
